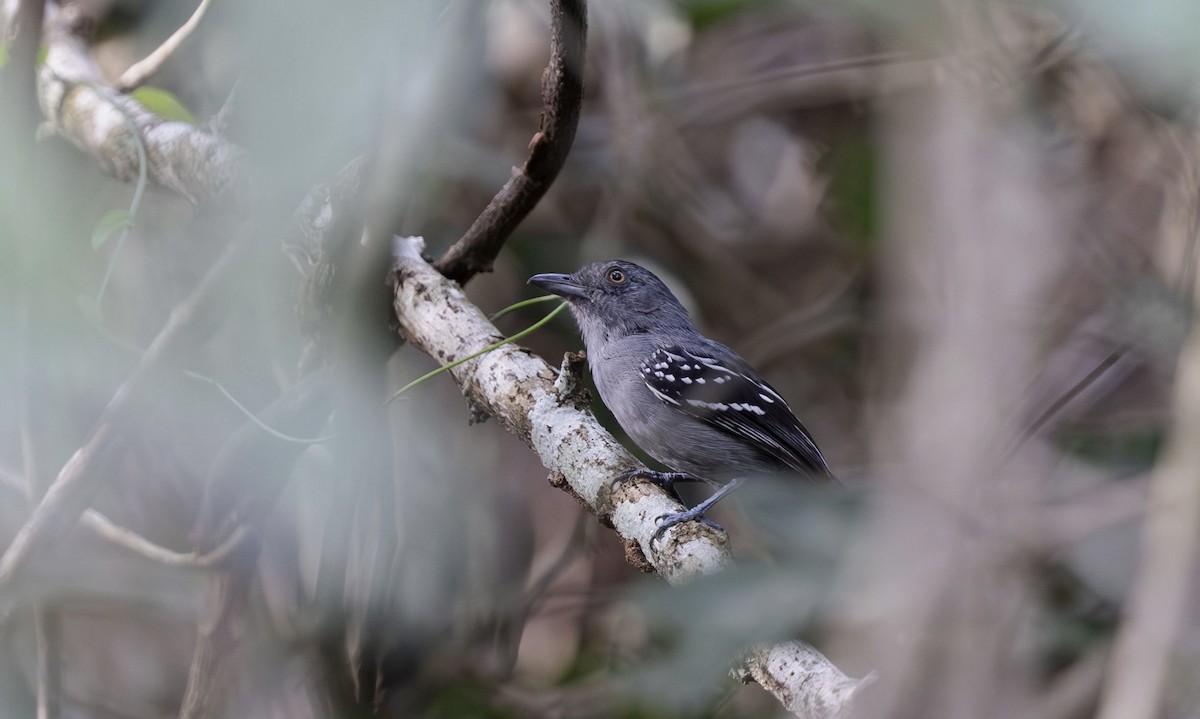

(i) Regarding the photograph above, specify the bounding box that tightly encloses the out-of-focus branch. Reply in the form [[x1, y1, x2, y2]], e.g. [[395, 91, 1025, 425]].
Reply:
[[114, 0, 212, 92], [0, 241, 244, 598], [81, 509, 248, 568], [433, 0, 585, 285], [390, 236, 870, 717], [35, 605, 61, 719], [0, 0, 45, 128], [179, 370, 335, 718], [1096, 323, 1200, 719], [735, 642, 875, 719], [35, 3, 244, 206]]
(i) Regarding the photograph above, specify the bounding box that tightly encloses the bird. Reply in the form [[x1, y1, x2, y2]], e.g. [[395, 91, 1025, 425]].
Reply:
[[528, 260, 833, 539]]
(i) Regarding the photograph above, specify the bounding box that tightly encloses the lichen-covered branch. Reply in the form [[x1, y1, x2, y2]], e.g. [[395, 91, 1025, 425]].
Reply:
[[389, 235, 868, 717], [433, 0, 586, 285], [735, 642, 876, 719], [36, 2, 244, 207], [396, 236, 724, 583]]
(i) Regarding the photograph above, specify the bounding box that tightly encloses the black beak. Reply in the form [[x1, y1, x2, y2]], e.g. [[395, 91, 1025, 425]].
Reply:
[[528, 273, 587, 299]]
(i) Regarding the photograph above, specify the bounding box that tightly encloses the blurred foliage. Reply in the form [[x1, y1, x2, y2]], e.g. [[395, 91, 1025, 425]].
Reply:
[[90, 207, 135, 250], [672, 0, 786, 30], [131, 86, 197, 124]]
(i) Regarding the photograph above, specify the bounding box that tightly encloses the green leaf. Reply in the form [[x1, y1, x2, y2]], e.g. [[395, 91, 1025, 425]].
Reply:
[[91, 209, 134, 250], [131, 86, 196, 124]]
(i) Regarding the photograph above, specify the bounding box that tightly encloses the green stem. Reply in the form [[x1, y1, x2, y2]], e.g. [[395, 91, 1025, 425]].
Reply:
[[92, 84, 148, 309], [489, 293, 561, 321], [183, 371, 336, 444], [387, 299, 568, 405]]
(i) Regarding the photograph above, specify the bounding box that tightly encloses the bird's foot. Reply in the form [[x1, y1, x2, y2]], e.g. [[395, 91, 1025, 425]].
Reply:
[[614, 468, 699, 491], [651, 508, 724, 543]]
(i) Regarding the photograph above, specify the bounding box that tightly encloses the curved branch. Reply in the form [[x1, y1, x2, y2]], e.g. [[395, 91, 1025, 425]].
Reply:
[[37, 3, 244, 207], [735, 642, 876, 718], [433, 0, 586, 285], [115, 0, 213, 92]]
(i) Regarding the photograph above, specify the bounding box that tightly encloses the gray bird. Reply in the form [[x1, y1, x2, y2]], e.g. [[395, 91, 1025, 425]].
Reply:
[[529, 260, 833, 539]]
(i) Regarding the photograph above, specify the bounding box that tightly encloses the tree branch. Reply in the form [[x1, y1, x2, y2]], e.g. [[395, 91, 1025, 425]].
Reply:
[[1096, 322, 1200, 719], [114, 0, 213, 92], [0, 241, 244, 598], [35, 2, 244, 207], [433, 0, 586, 285], [735, 642, 875, 718], [389, 235, 869, 717]]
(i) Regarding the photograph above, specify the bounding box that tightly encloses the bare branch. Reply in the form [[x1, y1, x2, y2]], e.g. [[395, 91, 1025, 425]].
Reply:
[[433, 0, 586, 285], [735, 642, 875, 719], [1096, 324, 1200, 719], [114, 0, 213, 93], [81, 509, 249, 568], [36, 3, 244, 207], [0, 241, 244, 597], [35, 605, 61, 719]]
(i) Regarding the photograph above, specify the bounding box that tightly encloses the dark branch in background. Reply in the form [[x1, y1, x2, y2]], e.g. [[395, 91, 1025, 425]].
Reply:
[[433, 0, 586, 285]]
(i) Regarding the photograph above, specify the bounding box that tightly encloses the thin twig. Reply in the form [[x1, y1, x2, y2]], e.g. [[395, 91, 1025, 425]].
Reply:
[[115, 0, 213, 92], [82, 509, 248, 568], [433, 0, 586, 285], [1096, 324, 1200, 719], [0, 241, 244, 599], [35, 605, 61, 719]]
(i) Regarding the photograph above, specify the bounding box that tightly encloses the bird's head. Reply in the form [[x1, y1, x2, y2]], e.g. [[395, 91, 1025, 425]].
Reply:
[[528, 260, 694, 346]]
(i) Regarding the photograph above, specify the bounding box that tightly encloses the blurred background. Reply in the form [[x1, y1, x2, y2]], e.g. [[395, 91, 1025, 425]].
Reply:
[[2, 0, 1199, 716]]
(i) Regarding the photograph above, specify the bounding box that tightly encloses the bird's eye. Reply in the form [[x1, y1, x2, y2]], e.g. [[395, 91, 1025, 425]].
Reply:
[[606, 268, 626, 284]]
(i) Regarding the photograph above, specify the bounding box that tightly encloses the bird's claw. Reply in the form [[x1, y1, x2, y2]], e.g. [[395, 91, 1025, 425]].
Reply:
[[650, 510, 724, 544], [614, 468, 696, 491]]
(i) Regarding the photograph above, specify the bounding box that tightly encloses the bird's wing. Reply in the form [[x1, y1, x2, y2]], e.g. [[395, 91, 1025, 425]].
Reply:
[[638, 346, 830, 477]]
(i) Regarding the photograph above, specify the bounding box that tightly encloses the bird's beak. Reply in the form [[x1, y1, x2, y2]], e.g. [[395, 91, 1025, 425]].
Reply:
[[528, 273, 588, 299]]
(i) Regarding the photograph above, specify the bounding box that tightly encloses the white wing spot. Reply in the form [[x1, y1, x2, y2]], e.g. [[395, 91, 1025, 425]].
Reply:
[[645, 383, 680, 405], [687, 399, 728, 411], [714, 376, 727, 384], [694, 377, 706, 384], [681, 377, 692, 384], [759, 393, 775, 403], [664, 374, 675, 382]]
